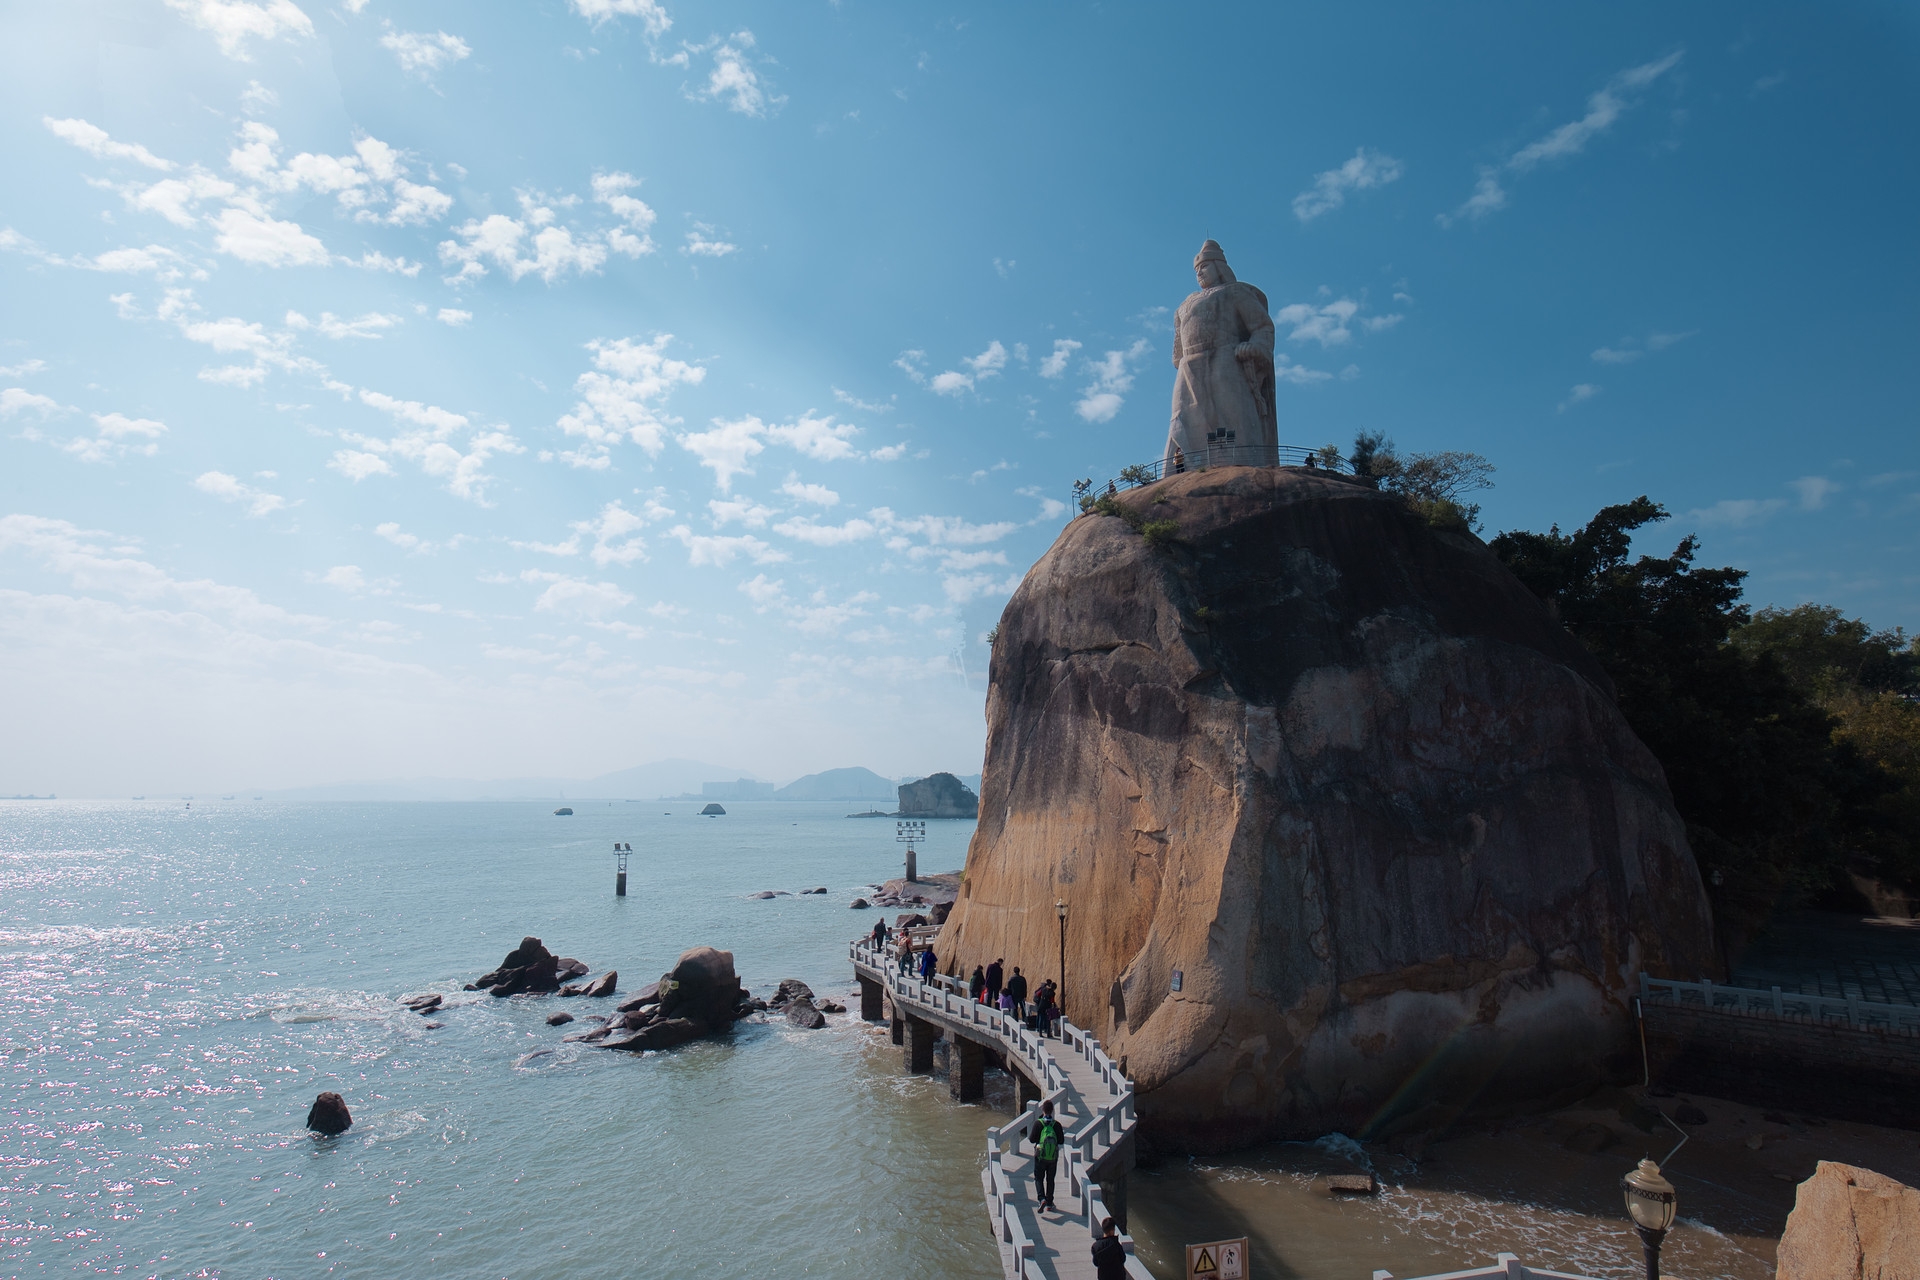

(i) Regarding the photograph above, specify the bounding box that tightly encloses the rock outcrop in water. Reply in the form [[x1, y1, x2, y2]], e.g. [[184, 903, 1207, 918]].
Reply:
[[566, 946, 758, 1052], [941, 466, 1718, 1149], [897, 772, 979, 818], [307, 1091, 352, 1135], [465, 937, 593, 997]]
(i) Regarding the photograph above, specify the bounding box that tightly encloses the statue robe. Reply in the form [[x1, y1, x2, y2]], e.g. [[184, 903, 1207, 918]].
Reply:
[[1163, 280, 1277, 472]]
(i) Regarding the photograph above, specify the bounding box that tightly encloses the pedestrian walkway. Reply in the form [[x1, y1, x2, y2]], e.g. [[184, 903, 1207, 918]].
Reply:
[[1729, 910, 1920, 1006], [851, 939, 1153, 1280]]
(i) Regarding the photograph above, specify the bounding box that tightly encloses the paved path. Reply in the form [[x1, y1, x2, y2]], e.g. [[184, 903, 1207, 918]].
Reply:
[[851, 940, 1152, 1280], [1729, 910, 1920, 1006]]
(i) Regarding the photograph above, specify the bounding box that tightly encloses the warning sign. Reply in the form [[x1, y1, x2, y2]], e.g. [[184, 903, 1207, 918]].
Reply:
[[1186, 1237, 1247, 1280]]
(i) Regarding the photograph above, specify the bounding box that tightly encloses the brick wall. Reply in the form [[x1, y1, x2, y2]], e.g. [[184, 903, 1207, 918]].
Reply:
[[1639, 1000, 1920, 1129]]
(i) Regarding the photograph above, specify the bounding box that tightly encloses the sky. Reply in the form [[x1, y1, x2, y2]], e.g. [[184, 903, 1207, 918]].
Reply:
[[1, 1, 1915, 797]]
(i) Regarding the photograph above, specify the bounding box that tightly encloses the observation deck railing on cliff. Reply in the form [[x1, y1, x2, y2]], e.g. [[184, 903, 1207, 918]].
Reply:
[[849, 938, 1152, 1280], [1074, 443, 1359, 511]]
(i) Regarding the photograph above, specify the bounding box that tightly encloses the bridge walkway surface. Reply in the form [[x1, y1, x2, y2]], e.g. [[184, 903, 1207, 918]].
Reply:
[[851, 939, 1153, 1280]]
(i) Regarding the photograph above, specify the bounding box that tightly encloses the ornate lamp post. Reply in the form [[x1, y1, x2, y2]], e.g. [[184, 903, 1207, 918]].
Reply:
[[1055, 899, 1068, 1027], [1621, 1158, 1678, 1280]]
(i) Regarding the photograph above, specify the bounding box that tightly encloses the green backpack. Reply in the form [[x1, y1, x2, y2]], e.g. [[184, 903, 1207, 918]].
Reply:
[[1035, 1119, 1062, 1161]]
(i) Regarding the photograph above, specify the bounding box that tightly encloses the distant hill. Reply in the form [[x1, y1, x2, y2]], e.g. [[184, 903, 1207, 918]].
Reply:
[[773, 767, 896, 801]]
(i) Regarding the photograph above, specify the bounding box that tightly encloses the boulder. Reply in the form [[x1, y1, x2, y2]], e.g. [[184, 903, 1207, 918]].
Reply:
[[1776, 1161, 1920, 1280], [804, 886, 828, 894], [785, 999, 827, 1029], [616, 981, 661, 1013], [655, 946, 745, 1029], [401, 993, 443, 1014], [815, 998, 846, 1014], [476, 936, 565, 997], [850, 898, 871, 909], [547, 1012, 574, 1026], [895, 913, 928, 930], [896, 772, 979, 819], [306, 1091, 352, 1135], [929, 901, 953, 927], [579, 970, 617, 997], [769, 978, 815, 1009], [604, 1016, 707, 1052], [555, 958, 590, 980], [943, 466, 1718, 1149]]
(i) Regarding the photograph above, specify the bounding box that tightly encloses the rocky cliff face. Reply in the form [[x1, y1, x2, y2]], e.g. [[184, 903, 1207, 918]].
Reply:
[[942, 467, 1717, 1149]]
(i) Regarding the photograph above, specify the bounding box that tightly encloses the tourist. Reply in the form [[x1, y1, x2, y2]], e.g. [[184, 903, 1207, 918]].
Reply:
[[1028, 1100, 1065, 1212], [985, 957, 1003, 1006], [870, 918, 888, 950], [917, 945, 936, 983], [1091, 1218, 1127, 1279], [1006, 966, 1028, 1021], [1033, 980, 1055, 1036], [998, 988, 1014, 1018], [969, 965, 986, 1003], [1172, 447, 1186, 475], [897, 932, 914, 975]]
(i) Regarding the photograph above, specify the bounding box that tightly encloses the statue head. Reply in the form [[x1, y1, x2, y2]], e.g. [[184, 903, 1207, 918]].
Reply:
[[1194, 239, 1236, 288]]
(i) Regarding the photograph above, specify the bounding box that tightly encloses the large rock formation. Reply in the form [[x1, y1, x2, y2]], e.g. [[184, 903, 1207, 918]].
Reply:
[[942, 466, 1717, 1149], [1776, 1162, 1919, 1280], [897, 772, 979, 818], [569, 946, 758, 1052]]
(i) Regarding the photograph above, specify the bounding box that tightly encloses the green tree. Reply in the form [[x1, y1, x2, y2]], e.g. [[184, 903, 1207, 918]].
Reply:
[[1346, 432, 1495, 532], [1490, 499, 1899, 952]]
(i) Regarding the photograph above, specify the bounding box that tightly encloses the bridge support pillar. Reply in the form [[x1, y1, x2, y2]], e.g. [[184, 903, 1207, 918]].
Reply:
[[1015, 1068, 1041, 1111], [890, 1009, 903, 1045], [858, 975, 884, 1022], [949, 1035, 985, 1103], [1099, 1174, 1128, 1230], [903, 1014, 937, 1074]]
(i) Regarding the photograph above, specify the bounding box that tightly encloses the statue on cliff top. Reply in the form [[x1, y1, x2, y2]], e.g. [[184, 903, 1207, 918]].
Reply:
[[1163, 240, 1277, 473]]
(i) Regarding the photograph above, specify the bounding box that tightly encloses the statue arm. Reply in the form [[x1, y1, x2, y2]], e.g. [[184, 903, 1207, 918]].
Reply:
[[1235, 292, 1275, 368], [1171, 321, 1183, 367]]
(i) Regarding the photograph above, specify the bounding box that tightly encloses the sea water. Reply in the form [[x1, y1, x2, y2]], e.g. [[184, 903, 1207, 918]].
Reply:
[[2, 800, 1782, 1280]]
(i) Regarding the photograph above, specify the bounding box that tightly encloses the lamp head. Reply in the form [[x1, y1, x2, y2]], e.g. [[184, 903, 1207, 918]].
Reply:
[[1056, 899, 1067, 920], [1621, 1158, 1677, 1233]]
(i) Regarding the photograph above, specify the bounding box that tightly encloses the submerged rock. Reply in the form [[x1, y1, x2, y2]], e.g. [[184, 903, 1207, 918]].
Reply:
[[785, 999, 827, 1030], [401, 993, 443, 1015], [944, 466, 1717, 1149], [768, 978, 815, 1009], [547, 1012, 574, 1026], [307, 1091, 352, 1135], [472, 936, 565, 997], [849, 898, 871, 909]]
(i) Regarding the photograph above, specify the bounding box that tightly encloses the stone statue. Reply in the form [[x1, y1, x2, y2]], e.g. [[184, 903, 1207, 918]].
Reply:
[[1163, 240, 1277, 473]]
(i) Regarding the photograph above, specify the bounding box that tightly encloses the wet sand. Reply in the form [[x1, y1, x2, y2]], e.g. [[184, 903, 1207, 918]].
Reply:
[[1121, 1088, 1920, 1280]]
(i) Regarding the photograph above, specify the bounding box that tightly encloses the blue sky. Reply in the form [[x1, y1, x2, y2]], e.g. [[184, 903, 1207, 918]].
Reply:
[[2, 1, 1915, 795]]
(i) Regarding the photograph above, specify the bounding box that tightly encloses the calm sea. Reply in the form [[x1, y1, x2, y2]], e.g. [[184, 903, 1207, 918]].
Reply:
[[2, 800, 1781, 1280]]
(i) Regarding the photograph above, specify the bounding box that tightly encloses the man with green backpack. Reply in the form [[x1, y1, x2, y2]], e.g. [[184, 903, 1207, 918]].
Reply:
[[1027, 1099, 1066, 1212]]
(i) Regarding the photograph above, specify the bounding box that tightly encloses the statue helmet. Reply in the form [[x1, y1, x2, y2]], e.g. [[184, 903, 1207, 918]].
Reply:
[[1194, 239, 1228, 268]]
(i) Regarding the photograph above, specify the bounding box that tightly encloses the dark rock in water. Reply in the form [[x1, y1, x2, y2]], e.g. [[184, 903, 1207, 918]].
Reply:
[[307, 1091, 352, 1135], [749, 890, 788, 899], [894, 913, 929, 930], [768, 978, 815, 1009], [849, 898, 871, 909], [1326, 1173, 1379, 1196], [553, 807, 573, 816], [945, 465, 1718, 1149], [401, 993, 443, 1014], [561, 970, 617, 998], [422, 1021, 444, 1030], [616, 981, 661, 1013], [603, 1016, 706, 1052], [700, 803, 726, 816], [555, 958, 590, 980], [479, 936, 565, 997], [547, 1012, 575, 1026], [804, 886, 828, 894], [814, 998, 846, 1014], [1673, 1102, 1710, 1126], [896, 771, 979, 819], [785, 999, 827, 1029], [657, 946, 744, 1027]]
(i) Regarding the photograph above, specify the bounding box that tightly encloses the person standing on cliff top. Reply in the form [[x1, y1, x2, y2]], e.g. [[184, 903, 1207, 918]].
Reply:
[[1163, 239, 1277, 473], [1028, 1100, 1065, 1212]]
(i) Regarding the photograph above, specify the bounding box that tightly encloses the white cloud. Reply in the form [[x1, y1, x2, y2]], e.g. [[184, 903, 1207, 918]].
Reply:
[[42, 117, 174, 171], [1075, 339, 1149, 422], [592, 171, 657, 256], [554, 334, 705, 467], [91, 411, 167, 443], [1038, 338, 1081, 379], [677, 416, 765, 491], [687, 32, 782, 117], [1646, 330, 1697, 351], [1790, 476, 1839, 511], [193, 470, 287, 517], [320, 564, 366, 591], [381, 29, 471, 76], [683, 228, 738, 257], [868, 442, 908, 462], [781, 476, 839, 506], [1592, 329, 1697, 364], [212, 207, 329, 266], [328, 449, 394, 480], [286, 310, 401, 340], [348, 252, 424, 275], [709, 498, 775, 527], [165, 0, 314, 60], [572, 500, 652, 566], [874, 509, 1016, 546], [1, 388, 67, 419], [571, 0, 671, 36], [1592, 346, 1641, 364], [374, 522, 431, 552], [1275, 298, 1360, 347], [240, 80, 279, 113], [833, 387, 893, 414], [930, 370, 973, 397], [1557, 383, 1601, 413], [437, 308, 472, 326], [1292, 148, 1403, 223], [667, 526, 788, 567], [1443, 52, 1683, 226], [440, 213, 608, 282], [1363, 314, 1403, 333], [942, 571, 1022, 604], [124, 173, 238, 228], [766, 413, 859, 461], [349, 387, 523, 503], [893, 350, 927, 385], [773, 516, 877, 546], [1685, 498, 1788, 529], [534, 577, 635, 620], [967, 340, 1008, 376], [738, 573, 785, 608]]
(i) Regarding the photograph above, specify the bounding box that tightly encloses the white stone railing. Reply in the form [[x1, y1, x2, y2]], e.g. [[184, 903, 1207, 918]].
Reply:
[[853, 939, 1152, 1280], [1374, 1253, 1603, 1280], [1639, 973, 1920, 1033]]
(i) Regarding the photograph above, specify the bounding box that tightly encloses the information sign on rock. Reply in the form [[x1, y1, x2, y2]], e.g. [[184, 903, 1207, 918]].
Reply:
[[1186, 1236, 1248, 1280]]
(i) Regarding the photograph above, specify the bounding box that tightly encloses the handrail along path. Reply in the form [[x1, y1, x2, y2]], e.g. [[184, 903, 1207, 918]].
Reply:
[[851, 938, 1153, 1280]]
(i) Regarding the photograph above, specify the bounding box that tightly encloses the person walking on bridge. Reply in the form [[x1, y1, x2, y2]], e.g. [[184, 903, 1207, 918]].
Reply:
[[968, 964, 987, 1003], [1091, 1217, 1128, 1279], [896, 930, 914, 975], [985, 957, 1003, 1007], [1006, 966, 1028, 1022], [870, 918, 888, 951], [917, 944, 936, 983], [1028, 1099, 1065, 1213]]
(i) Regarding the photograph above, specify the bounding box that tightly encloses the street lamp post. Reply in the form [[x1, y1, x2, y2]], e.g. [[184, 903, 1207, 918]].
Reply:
[[1621, 1158, 1678, 1280], [1055, 899, 1068, 1028]]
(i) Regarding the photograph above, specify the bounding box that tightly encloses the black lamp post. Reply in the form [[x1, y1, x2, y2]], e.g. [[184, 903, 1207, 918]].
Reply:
[[1055, 899, 1068, 1028], [1621, 1158, 1677, 1280]]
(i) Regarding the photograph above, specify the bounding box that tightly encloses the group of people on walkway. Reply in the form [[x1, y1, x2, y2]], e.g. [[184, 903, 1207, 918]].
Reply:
[[866, 918, 1061, 1035]]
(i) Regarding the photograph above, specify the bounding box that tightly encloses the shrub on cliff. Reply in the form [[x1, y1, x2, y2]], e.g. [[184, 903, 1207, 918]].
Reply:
[[1491, 498, 1915, 950], [1348, 431, 1495, 532]]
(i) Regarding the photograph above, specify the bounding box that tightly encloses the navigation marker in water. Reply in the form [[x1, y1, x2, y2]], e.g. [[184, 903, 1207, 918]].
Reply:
[[614, 842, 630, 896]]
